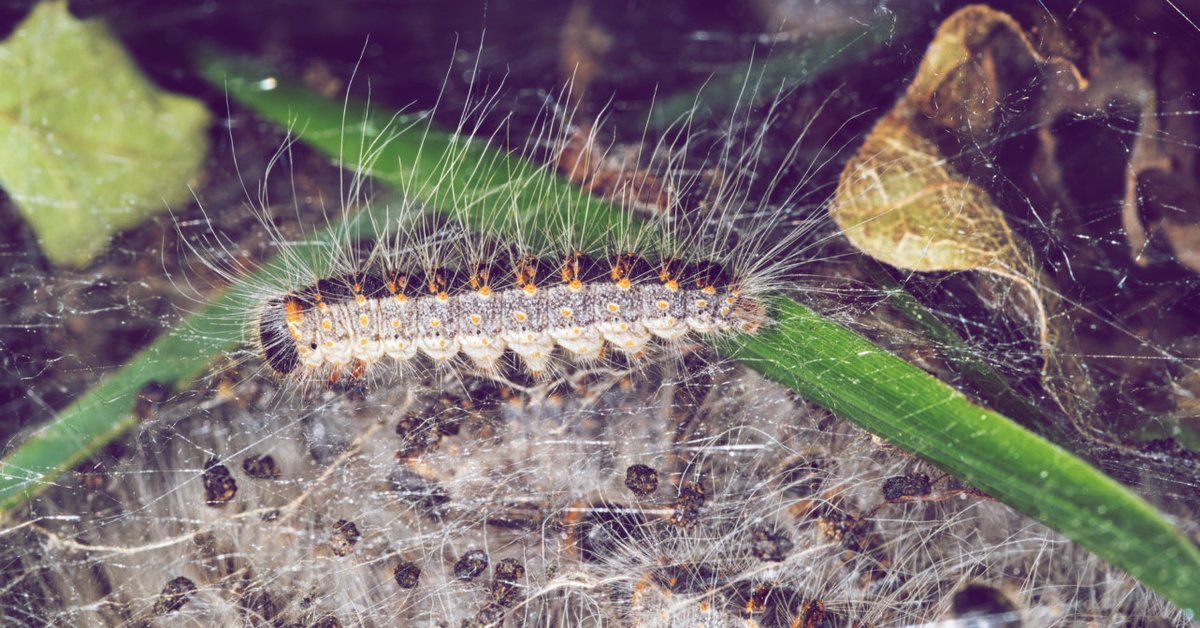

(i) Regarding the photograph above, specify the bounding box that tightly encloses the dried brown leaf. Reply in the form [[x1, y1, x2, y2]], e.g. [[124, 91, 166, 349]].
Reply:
[[830, 5, 1091, 424]]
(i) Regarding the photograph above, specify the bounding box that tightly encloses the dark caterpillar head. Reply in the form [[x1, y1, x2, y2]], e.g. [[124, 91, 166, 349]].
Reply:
[[258, 297, 301, 376]]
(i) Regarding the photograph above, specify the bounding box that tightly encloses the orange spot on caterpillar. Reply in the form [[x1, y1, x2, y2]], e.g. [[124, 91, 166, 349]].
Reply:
[[386, 273, 409, 294], [284, 300, 304, 324], [514, 256, 543, 291]]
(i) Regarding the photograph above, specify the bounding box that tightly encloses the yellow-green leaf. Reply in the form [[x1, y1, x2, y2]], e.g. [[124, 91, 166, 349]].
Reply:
[[830, 110, 1028, 274], [0, 0, 211, 267]]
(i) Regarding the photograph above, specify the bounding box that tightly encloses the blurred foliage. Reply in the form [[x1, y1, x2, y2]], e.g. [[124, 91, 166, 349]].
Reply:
[[0, 0, 210, 267]]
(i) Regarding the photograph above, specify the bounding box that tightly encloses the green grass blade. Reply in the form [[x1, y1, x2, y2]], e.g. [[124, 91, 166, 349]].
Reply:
[[3, 51, 1198, 616]]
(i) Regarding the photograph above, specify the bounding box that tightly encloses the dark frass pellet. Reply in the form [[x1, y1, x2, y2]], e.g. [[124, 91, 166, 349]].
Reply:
[[242, 453, 280, 479], [473, 602, 507, 626], [434, 392, 472, 435], [202, 458, 237, 507], [493, 557, 525, 584], [391, 468, 451, 515], [454, 549, 489, 581], [670, 482, 705, 528], [329, 519, 361, 557], [951, 582, 1019, 621], [394, 414, 443, 458], [393, 561, 421, 589], [153, 576, 196, 614], [491, 558, 525, 608], [624, 463, 658, 496], [750, 528, 794, 563], [882, 472, 932, 501]]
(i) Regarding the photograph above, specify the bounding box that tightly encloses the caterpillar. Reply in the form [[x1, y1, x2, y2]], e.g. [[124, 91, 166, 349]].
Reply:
[[204, 74, 814, 388], [259, 250, 765, 378]]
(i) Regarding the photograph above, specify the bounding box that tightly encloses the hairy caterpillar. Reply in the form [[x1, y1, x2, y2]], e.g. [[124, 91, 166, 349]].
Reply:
[[259, 245, 767, 380], [204, 72, 811, 388]]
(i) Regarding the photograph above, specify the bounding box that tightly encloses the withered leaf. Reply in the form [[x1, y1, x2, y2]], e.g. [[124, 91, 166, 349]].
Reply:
[[830, 4, 1090, 425]]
